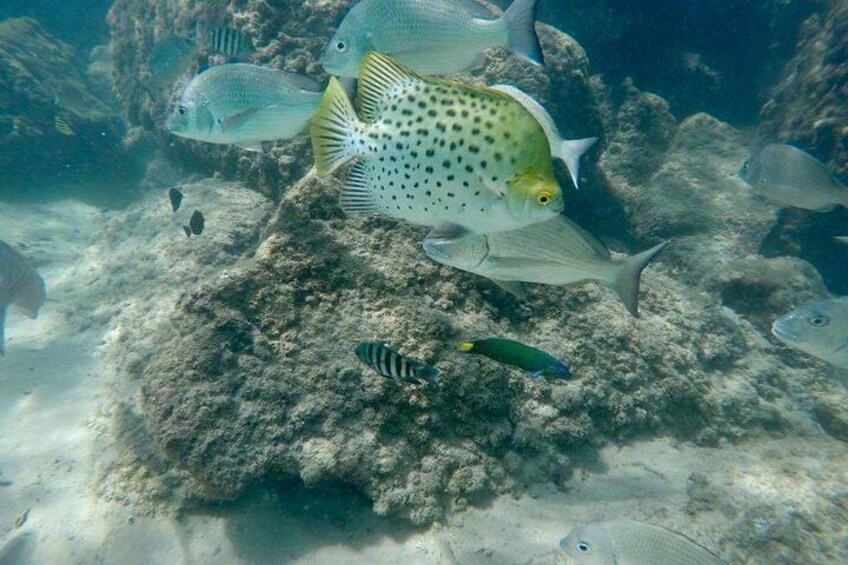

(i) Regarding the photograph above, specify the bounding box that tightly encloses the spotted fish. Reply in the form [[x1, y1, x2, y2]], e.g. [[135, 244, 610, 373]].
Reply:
[[0, 241, 46, 356], [311, 52, 563, 234], [355, 342, 440, 385]]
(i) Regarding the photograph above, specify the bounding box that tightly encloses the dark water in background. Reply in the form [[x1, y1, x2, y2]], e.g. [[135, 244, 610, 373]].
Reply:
[[0, 0, 113, 52]]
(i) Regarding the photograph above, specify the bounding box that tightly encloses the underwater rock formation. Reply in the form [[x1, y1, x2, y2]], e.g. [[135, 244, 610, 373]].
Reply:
[[0, 18, 124, 186], [759, 0, 848, 178]]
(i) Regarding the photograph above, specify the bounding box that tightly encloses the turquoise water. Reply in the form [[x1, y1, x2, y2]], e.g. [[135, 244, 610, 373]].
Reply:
[[1, 1, 847, 564]]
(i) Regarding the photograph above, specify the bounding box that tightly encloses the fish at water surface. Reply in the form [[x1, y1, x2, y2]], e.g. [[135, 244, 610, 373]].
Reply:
[[0, 241, 47, 356], [739, 144, 848, 212], [355, 342, 440, 385], [166, 63, 323, 150], [311, 53, 563, 234], [422, 217, 667, 317], [322, 0, 544, 77], [560, 519, 726, 564], [772, 296, 848, 368]]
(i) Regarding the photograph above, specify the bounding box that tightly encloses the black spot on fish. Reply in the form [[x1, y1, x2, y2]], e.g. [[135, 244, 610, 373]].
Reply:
[[494, 152, 503, 161], [183, 225, 191, 237], [452, 124, 462, 132], [469, 145, 480, 154], [442, 160, 451, 169]]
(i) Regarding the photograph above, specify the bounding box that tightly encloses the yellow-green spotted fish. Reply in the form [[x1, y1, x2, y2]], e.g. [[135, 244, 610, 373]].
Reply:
[[560, 520, 725, 565], [322, 0, 544, 77], [311, 53, 563, 234]]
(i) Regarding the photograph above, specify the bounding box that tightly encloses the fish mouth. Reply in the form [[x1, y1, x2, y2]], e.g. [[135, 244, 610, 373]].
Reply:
[[771, 322, 797, 342]]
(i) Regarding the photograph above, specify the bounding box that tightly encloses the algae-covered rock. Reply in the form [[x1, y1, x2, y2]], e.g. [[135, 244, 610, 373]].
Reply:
[[0, 18, 125, 186]]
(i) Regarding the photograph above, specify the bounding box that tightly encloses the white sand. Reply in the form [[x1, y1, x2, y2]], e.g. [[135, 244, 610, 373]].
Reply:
[[1, 182, 846, 564]]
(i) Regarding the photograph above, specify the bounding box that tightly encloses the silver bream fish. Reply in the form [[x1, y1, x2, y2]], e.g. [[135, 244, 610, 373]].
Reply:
[[0, 241, 46, 356], [322, 0, 544, 77], [422, 216, 667, 316], [166, 63, 323, 150], [739, 144, 848, 211], [490, 84, 597, 189], [559, 519, 725, 565], [772, 296, 848, 368]]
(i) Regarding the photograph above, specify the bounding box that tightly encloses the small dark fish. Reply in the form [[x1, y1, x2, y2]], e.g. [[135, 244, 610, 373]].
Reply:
[[207, 26, 253, 58], [14, 509, 29, 529], [183, 225, 192, 238], [458, 338, 571, 379], [54, 116, 74, 136], [355, 342, 440, 385], [168, 187, 183, 213], [189, 210, 205, 235]]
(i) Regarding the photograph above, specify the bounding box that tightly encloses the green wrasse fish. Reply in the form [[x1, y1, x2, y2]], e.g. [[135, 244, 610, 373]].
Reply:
[[490, 84, 597, 189], [322, 0, 543, 77], [311, 52, 563, 233], [739, 144, 848, 212], [772, 296, 848, 368], [355, 342, 440, 385], [166, 63, 323, 150], [422, 217, 668, 317], [458, 338, 571, 379], [0, 241, 46, 356], [560, 520, 725, 565]]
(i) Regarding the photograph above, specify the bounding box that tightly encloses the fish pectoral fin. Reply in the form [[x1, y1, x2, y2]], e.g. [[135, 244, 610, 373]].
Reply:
[[489, 278, 528, 299], [219, 105, 278, 132], [426, 223, 472, 241], [235, 141, 265, 152], [340, 162, 379, 214]]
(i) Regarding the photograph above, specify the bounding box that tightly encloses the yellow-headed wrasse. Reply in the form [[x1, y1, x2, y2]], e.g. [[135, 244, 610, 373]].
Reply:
[[458, 338, 571, 380]]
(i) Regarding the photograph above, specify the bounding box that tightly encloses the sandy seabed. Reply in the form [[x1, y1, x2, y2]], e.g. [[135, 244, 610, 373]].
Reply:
[[1, 180, 846, 565]]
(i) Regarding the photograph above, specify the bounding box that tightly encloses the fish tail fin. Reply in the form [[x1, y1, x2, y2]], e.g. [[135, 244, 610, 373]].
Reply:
[[503, 0, 545, 66], [558, 137, 598, 190], [0, 305, 6, 356], [310, 77, 361, 176], [417, 365, 441, 385], [612, 240, 670, 317]]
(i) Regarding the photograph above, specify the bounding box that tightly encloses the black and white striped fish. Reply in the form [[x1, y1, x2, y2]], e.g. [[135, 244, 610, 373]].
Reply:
[[206, 26, 253, 58], [0, 241, 46, 356], [354, 342, 440, 385]]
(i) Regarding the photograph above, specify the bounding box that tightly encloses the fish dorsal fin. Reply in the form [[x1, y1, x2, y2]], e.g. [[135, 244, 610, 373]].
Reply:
[[357, 52, 424, 122], [563, 218, 611, 258], [458, 0, 500, 19]]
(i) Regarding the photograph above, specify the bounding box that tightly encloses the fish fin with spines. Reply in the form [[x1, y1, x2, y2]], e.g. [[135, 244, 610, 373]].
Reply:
[[310, 77, 361, 176], [558, 137, 598, 190], [0, 305, 6, 356], [612, 240, 670, 317], [340, 162, 379, 214], [490, 278, 528, 299], [356, 52, 423, 122], [502, 0, 544, 66]]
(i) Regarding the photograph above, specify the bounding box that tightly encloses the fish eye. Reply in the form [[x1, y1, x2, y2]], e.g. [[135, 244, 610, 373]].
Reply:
[[577, 541, 591, 552], [177, 105, 187, 116], [807, 315, 829, 327], [536, 190, 553, 206], [335, 39, 348, 53]]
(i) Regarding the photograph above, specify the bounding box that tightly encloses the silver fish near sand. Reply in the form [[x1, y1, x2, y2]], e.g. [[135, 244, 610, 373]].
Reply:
[[166, 63, 323, 150], [0, 241, 47, 356], [559, 520, 725, 565], [321, 0, 544, 77], [490, 84, 597, 189], [772, 296, 848, 368], [311, 53, 563, 234], [422, 216, 667, 316], [739, 144, 848, 212]]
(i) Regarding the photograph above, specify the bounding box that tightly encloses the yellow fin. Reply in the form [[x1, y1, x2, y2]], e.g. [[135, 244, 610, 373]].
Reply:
[[356, 52, 424, 122], [310, 77, 359, 176], [457, 341, 475, 352]]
